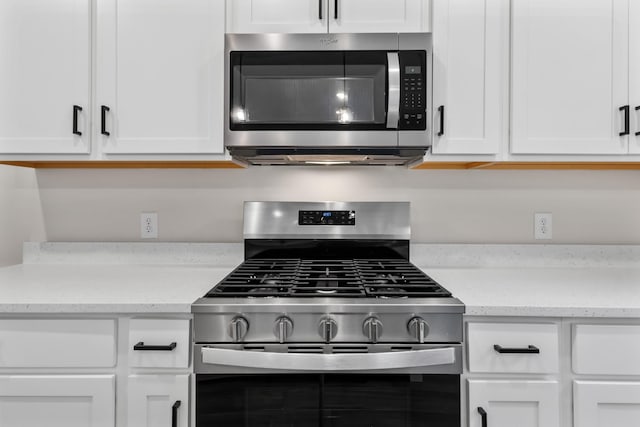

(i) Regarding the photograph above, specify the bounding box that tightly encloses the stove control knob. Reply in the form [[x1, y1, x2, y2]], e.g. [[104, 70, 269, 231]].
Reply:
[[318, 317, 338, 343], [228, 316, 249, 343], [407, 317, 429, 343], [274, 316, 294, 343], [363, 317, 383, 343]]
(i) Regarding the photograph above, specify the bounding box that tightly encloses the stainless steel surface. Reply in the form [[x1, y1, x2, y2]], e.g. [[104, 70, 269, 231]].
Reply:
[[202, 346, 454, 371], [274, 316, 294, 343], [363, 316, 383, 343], [226, 33, 400, 52], [386, 52, 400, 129], [243, 201, 410, 240], [407, 316, 429, 343], [193, 306, 463, 344], [195, 343, 462, 374], [226, 148, 428, 166], [224, 33, 433, 166]]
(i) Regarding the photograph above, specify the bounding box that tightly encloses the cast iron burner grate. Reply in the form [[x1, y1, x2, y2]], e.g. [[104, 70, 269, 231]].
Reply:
[[205, 258, 452, 298]]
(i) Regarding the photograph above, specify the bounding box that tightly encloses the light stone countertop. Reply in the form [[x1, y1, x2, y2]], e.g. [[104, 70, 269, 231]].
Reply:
[[1, 243, 639, 317], [0, 264, 230, 314], [422, 266, 640, 318]]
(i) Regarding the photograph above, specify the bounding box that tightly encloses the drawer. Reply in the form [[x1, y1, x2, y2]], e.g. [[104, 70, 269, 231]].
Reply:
[[0, 318, 116, 368], [128, 319, 190, 368], [467, 322, 559, 373], [573, 324, 640, 375]]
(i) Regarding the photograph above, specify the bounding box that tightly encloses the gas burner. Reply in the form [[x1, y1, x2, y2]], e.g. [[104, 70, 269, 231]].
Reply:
[[206, 258, 451, 298]]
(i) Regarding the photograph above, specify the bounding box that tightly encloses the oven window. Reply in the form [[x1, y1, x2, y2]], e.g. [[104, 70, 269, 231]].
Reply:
[[196, 374, 460, 427], [229, 51, 388, 131]]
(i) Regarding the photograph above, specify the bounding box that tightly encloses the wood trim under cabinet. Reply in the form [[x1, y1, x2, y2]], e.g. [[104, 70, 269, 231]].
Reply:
[[3, 160, 640, 170], [412, 162, 640, 170], [0, 161, 245, 169]]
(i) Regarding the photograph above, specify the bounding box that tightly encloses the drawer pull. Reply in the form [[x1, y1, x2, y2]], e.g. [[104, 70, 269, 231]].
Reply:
[[133, 341, 177, 351], [477, 407, 487, 427], [172, 400, 181, 427], [493, 344, 540, 354]]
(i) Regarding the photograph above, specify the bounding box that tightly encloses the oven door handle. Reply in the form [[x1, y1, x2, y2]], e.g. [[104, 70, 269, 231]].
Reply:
[[201, 346, 455, 371], [386, 52, 400, 129]]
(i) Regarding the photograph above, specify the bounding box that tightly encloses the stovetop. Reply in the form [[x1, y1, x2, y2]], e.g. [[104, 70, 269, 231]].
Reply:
[[205, 258, 452, 298]]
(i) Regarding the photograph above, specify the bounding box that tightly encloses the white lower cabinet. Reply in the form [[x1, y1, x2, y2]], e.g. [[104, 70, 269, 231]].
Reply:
[[0, 375, 115, 427], [127, 375, 189, 427], [468, 380, 560, 427], [574, 381, 640, 427]]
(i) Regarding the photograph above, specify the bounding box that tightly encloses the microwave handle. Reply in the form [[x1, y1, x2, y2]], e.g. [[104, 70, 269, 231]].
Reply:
[[201, 346, 455, 371], [386, 52, 400, 129]]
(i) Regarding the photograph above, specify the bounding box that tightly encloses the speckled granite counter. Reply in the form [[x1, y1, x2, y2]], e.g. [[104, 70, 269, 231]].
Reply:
[[1, 243, 639, 317], [0, 264, 229, 313], [423, 267, 640, 318]]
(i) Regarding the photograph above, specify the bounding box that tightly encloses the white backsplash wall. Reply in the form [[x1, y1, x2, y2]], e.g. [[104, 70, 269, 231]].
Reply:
[[33, 167, 640, 246], [0, 165, 46, 266]]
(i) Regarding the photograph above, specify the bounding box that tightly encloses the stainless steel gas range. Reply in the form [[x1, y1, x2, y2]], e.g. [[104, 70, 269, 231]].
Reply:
[[192, 202, 464, 426]]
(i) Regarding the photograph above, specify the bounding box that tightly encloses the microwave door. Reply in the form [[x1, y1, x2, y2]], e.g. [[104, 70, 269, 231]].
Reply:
[[386, 52, 400, 129]]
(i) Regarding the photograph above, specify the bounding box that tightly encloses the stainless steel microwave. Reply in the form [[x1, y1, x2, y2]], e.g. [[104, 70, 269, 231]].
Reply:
[[224, 33, 433, 166]]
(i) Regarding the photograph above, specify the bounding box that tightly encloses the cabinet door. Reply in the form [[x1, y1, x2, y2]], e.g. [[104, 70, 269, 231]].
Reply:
[[0, 0, 90, 154], [227, 0, 328, 33], [630, 0, 640, 153], [329, 0, 428, 33], [511, 0, 629, 155], [128, 375, 189, 427], [431, 0, 507, 155], [96, 0, 224, 154], [0, 375, 114, 427], [468, 380, 560, 427], [574, 381, 640, 427]]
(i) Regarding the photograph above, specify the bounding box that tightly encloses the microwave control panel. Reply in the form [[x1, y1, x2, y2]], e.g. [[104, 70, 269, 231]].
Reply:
[[398, 51, 427, 130], [299, 210, 356, 226]]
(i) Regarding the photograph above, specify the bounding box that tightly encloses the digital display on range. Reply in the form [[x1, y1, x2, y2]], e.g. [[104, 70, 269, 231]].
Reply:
[[299, 210, 355, 226]]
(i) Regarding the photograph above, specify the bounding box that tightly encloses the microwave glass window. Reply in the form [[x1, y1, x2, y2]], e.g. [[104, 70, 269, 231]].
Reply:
[[230, 51, 387, 130]]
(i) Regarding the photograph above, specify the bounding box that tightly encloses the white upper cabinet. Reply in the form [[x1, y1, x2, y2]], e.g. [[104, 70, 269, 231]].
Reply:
[[0, 0, 91, 154], [329, 0, 429, 33], [630, 0, 640, 154], [227, 0, 329, 33], [431, 0, 508, 155], [96, 0, 225, 154], [227, 0, 429, 33], [511, 0, 630, 155]]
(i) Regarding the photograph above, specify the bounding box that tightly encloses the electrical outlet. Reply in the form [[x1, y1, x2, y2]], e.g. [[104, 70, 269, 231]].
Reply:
[[534, 212, 552, 240], [141, 213, 158, 239]]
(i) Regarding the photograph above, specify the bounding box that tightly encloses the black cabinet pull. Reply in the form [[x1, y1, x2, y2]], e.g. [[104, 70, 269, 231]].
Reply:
[[101, 105, 111, 136], [334, 0, 338, 19], [73, 105, 82, 136], [437, 105, 445, 136], [171, 400, 181, 427], [620, 105, 630, 136], [636, 106, 640, 136], [493, 344, 540, 354], [133, 341, 177, 351], [477, 407, 487, 427], [319, 0, 323, 19]]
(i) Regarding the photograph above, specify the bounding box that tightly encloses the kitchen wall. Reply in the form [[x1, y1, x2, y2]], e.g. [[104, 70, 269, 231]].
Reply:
[[0, 165, 46, 266], [28, 167, 640, 249]]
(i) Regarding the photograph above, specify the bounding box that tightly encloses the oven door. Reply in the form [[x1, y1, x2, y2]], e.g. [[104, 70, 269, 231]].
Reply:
[[194, 344, 461, 427]]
